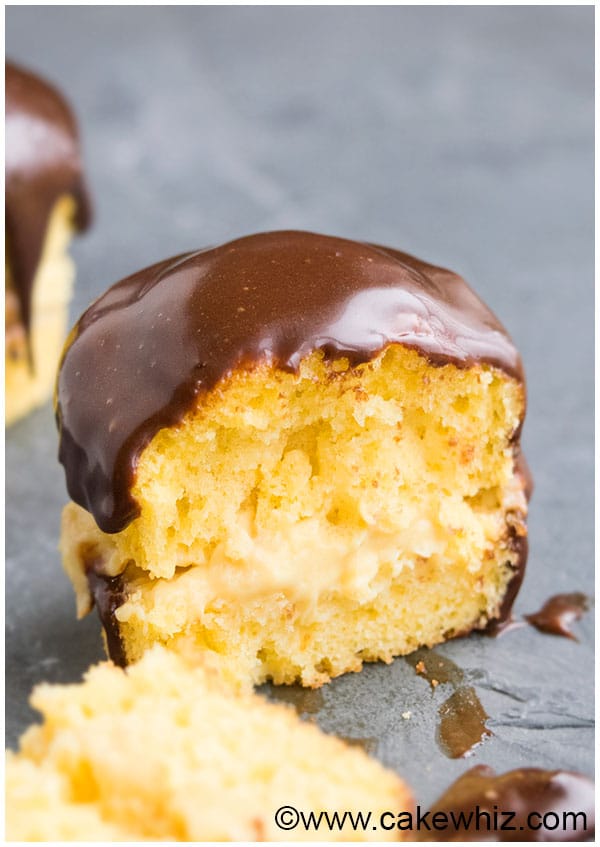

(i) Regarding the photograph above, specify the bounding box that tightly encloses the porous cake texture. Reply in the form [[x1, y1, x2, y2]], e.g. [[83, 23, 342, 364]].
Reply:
[[6, 647, 412, 841], [63, 346, 526, 685]]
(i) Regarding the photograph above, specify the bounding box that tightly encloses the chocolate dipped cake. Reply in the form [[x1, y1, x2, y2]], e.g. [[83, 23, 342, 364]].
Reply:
[[57, 231, 529, 686], [6, 646, 411, 841], [5, 61, 90, 426]]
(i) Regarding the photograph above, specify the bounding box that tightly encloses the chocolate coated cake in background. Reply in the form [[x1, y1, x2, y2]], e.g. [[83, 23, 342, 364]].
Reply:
[[5, 61, 90, 426], [56, 231, 530, 685]]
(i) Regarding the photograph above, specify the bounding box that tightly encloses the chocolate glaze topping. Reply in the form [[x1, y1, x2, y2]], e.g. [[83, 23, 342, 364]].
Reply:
[[423, 765, 594, 841], [56, 231, 525, 534], [5, 61, 91, 336]]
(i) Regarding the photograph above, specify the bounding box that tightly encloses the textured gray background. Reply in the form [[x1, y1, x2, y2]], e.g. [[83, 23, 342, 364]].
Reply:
[[6, 6, 594, 809]]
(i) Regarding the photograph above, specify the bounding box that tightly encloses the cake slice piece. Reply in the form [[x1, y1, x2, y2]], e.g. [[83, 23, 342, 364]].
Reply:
[[5, 61, 91, 426], [57, 231, 529, 686], [6, 647, 412, 841]]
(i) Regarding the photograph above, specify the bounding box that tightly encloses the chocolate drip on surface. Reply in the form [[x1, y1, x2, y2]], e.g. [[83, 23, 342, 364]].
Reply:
[[437, 687, 491, 758], [56, 231, 525, 535], [406, 648, 492, 758], [406, 648, 465, 687], [266, 685, 376, 752], [421, 765, 594, 841], [266, 685, 325, 716], [525, 593, 590, 640], [338, 736, 378, 755], [86, 571, 128, 667], [486, 617, 527, 638], [5, 61, 91, 337]]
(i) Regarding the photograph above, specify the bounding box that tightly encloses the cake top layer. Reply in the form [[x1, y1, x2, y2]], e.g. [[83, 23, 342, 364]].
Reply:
[[5, 61, 91, 333], [56, 230, 524, 533]]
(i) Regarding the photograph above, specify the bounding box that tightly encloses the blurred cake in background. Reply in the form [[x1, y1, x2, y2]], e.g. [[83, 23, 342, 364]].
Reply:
[[6, 61, 91, 426], [6, 646, 412, 841]]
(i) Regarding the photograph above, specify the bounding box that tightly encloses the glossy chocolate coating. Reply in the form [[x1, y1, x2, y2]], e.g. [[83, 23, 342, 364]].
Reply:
[[424, 765, 594, 841], [56, 230, 525, 534], [5, 61, 91, 335]]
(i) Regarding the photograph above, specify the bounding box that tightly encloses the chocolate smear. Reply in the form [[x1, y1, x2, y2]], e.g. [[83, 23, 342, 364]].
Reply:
[[486, 617, 527, 638], [525, 593, 590, 641]]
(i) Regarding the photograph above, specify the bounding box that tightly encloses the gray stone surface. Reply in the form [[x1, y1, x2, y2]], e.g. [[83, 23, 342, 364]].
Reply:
[[6, 6, 593, 810]]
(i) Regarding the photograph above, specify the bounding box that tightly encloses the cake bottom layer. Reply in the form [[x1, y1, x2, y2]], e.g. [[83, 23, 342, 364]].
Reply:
[[6, 196, 76, 427], [6, 647, 412, 841], [62, 498, 526, 687]]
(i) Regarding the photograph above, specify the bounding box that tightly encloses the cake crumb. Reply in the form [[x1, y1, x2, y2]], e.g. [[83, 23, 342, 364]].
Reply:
[[415, 661, 426, 674], [431, 679, 439, 688], [401, 711, 411, 720]]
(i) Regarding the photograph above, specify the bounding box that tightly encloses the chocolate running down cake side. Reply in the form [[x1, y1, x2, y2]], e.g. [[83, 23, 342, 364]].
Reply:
[[56, 231, 530, 686], [5, 61, 91, 426]]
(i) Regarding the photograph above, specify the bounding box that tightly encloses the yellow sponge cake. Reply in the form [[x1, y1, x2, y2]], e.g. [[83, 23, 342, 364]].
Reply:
[[6, 647, 412, 841]]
